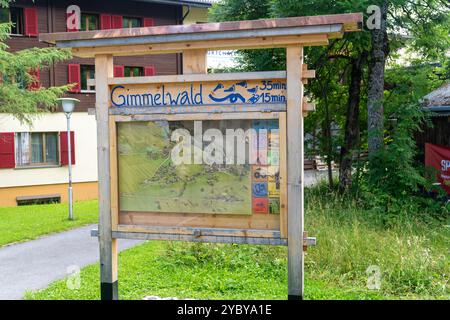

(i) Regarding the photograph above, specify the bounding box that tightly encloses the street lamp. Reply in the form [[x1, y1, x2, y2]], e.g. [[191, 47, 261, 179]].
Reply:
[[58, 98, 80, 220]]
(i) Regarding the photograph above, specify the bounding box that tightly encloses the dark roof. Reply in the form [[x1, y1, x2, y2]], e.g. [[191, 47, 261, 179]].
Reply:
[[132, 0, 214, 8], [422, 82, 450, 107], [421, 82, 450, 116]]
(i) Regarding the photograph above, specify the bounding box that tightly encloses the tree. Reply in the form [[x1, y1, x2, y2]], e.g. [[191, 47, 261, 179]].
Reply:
[[367, 0, 450, 156], [0, 0, 71, 125], [209, 0, 449, 194], [339, 52, 367, 193], [367, 0, 389, 155]]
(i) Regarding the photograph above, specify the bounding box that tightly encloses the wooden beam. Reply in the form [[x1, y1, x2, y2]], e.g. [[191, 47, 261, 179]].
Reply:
[[279, 112, 288, 238], [183, 49, 207, 74], [91, 229, 317, 247], [286, 45, 305, 300], [95, 54, 118, 300], [40, 13, 363, 44], [70, 34, 329, 58], [117, 224, 281, 239], [92, 229, 288, 246], [302, 101, 316, 117], [108, 70, 287, 85], [119, 211, 280, 231], [113, 111, 280, 122], [109, 104, 286, 116]]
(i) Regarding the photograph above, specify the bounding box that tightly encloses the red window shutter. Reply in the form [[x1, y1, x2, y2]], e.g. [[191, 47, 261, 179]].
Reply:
[[28, 68, 41, 90], [60, 131, 75, 166], [24, 7, 38, 37], [68, 64, 81, 93], [111, 15, 123, 29], [143, 18, 154, 27], [144, 66, 155, 76], [114, 65, 125, 77], [100, 14, 112, 30], [0, 133, 15, 169]]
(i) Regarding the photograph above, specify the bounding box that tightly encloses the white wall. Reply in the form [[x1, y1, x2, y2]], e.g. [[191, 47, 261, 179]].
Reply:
[[0, 112, 98, 188]]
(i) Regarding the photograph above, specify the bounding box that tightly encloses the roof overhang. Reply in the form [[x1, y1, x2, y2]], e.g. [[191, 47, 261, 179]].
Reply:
[[131, 0, 213, 8], [422, 105, 450, 117], [39, 13, 363, 58]]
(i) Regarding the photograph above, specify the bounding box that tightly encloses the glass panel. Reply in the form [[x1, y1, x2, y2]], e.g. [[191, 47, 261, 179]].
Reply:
[[88, 15, 98, 31], [124, 67, 143, 77], [10, 7, 23, 35], [124, 67, 131, 77], [131, 18, 141, 28], [123, 17, 141, 28], [81, 65, 95, 90], [117, 120, 281, 215], [15, 133, 30, 166], [45, 133, 58, 164], [31, 133, 44, 164], [81, 14, 98, 31], [80, 66, 88, 90], [122, 17, 129, 28], [15, 70, 25, 89], [80, 14, 87, 31], [0, 8, 9, 23], [132, 67, 141, 77]]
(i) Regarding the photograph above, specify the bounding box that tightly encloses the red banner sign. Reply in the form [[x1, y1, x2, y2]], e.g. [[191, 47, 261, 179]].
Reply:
[[425, 143, 450, 195]]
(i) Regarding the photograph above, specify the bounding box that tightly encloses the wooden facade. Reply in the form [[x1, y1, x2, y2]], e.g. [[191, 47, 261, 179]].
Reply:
[[415, 83, 450, 161], [415, 116, 450, 161], [6, 0, 183, 112]]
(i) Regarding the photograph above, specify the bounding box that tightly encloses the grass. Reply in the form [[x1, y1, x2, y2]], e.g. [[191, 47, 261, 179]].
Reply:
[[25, 188, 449, 300], [0, 200, 98, 247]]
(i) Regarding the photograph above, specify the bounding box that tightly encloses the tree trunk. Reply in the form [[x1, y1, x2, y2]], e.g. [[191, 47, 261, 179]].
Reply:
[[367, 0, 389, 155], [338, 52, 366, 193], [322, 86, 334, 189]]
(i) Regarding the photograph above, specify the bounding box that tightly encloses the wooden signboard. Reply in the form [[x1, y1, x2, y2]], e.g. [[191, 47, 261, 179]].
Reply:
[[40, 12, 362, 300], [108, 72, 288, 241]]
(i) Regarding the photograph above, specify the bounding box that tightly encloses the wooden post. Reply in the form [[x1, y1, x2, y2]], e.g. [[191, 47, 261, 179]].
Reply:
[[95, 54, 118, 300], [183, 49, 207, 74], [286, 46, 304, 300]]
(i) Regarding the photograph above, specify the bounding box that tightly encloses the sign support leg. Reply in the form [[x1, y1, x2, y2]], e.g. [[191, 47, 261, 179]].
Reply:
[[286, 46, 304, 300], [95, 54, 118, 300]]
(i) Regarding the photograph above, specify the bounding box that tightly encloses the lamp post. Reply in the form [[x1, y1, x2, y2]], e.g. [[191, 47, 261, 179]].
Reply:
[[59, 98, 80, 220]]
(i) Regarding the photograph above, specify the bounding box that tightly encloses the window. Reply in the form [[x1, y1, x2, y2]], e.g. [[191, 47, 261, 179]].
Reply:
[[80, 13, 99, 31], [123, 17, 141, 28], [124, 66, 143, 77], [15, 132, 59, 167], [80, 65, 95, 92], [0, 7, 24, 35], [2, 70, 26, 89]]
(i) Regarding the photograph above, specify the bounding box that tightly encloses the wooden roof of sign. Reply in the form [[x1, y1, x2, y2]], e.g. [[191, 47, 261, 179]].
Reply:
[[39, 13, 363, 57]]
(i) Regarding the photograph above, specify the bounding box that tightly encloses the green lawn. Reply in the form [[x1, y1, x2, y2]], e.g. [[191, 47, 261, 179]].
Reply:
[[0, 200, 98, 247], [25, 191, 449, 300], [25, 241, 386, 300]]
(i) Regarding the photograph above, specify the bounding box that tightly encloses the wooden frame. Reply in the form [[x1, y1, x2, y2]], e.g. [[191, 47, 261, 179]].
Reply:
[[40, 12, 362, 301], [110, 111, 286, 239]]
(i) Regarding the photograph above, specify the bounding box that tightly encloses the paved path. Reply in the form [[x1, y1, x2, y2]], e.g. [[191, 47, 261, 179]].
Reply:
[[0, 224, 141, 300], [304, 170, 336, 186]]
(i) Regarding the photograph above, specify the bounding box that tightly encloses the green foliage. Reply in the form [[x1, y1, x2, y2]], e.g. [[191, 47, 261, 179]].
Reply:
[[209, 0, 450, 213], [0, 0, 72, 124], [0, 200, 98, 246], [360, 63, 449, 215], [305, 185, 449, 298], [25, 194, 449, 300]]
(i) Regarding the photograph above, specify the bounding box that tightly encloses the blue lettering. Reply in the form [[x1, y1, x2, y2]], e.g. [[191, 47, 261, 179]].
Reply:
[[111, 85, 126, 107]]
